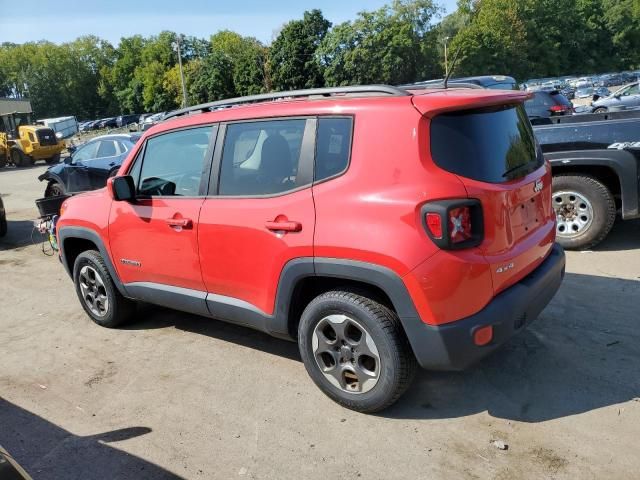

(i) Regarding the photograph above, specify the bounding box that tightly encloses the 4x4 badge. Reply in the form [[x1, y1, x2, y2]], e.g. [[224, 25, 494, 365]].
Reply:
[[533, 179, 543, 193]]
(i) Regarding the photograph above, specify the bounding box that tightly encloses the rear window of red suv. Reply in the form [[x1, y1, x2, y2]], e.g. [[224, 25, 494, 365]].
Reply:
[[430, 104, 541, 183]]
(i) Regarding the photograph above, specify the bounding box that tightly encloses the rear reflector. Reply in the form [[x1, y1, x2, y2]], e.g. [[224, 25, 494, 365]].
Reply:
[[425, 213, 443, 239], [473, 326, 493, 346]]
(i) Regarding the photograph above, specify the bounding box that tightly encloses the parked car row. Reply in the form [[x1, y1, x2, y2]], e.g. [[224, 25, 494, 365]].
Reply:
[[77, 112, 166, 134]]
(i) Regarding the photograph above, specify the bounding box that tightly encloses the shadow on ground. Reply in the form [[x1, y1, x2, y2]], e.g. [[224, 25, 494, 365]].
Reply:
[[0, 220, 43, 251], [593, 218, 640, 252], [122, 272, 639, 423], [0, 399, 182, 479]]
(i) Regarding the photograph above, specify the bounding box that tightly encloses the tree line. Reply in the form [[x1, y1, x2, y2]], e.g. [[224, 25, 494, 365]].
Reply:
[[0, 0, 638, 119]]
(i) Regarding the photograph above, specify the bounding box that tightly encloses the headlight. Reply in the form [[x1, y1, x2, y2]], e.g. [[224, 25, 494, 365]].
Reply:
[[55, 132, 63, 139]]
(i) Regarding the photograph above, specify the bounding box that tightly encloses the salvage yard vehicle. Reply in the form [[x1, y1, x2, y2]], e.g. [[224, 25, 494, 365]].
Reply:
[[534, 109, 640, 249], [0, 99, 66, 167], [0, 194, 7, 238], [56, 85, 565, 413], [592, 82, 640, 113], [39, 133, 141, 197]]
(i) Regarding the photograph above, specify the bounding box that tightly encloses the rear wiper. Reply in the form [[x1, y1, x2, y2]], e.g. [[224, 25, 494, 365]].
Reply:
[[502, 162, 534, 178]]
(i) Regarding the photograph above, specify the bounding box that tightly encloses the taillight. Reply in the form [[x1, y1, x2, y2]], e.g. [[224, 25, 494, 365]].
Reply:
[[421, 199, 483, 250], [448, 206, 472, 244], [549, 105, 569, 113]]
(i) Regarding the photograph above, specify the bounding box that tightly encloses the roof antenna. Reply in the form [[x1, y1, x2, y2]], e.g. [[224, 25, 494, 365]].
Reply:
[[443, 46, 463, 89]]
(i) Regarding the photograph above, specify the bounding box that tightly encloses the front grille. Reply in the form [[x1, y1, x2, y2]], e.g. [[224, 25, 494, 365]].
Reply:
[[37, 128, 57, 146]]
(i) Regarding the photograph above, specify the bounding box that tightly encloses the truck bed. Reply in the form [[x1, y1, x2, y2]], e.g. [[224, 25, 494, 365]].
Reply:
[[534, 109, 640, 153]]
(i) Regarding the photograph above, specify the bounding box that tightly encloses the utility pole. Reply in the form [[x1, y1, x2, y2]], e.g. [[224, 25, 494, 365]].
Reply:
[[444, 36, 450, 78], [176, 35, 188, 108]]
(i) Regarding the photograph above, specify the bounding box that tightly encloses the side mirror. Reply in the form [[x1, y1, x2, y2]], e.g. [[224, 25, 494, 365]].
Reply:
[[64, 155, 73, 164], [108, 176, 136, 202], [614, 94, 621, 99]]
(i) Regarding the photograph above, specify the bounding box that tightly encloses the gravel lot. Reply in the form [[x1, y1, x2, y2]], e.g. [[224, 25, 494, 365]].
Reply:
[[1, 164, 639, 480]]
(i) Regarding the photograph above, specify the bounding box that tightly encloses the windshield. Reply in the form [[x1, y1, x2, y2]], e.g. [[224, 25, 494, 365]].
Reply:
[[430, 104, 541, 183]]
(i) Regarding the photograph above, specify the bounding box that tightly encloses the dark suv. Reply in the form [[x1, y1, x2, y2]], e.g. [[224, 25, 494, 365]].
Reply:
[[525, 90, 574, 124], [56, 85, 565, 412]]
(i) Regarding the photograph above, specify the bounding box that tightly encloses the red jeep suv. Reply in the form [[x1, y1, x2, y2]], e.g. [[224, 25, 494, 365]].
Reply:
[[56, 85, 565, 412]]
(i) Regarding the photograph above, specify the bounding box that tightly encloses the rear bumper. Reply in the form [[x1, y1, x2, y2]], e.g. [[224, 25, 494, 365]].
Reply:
[[404, 243, 565, 370]]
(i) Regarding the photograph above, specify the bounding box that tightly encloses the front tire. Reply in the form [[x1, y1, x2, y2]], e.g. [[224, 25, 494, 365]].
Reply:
[[552, 174, 616, 250], [593, 107, 607, 114], [45, 181, 66, 197], [73, 250, 135, 328], [298, 290, 417, 413]]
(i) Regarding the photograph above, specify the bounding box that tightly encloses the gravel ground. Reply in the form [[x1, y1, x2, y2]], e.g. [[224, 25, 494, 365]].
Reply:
[[1, 164, 639, 480]]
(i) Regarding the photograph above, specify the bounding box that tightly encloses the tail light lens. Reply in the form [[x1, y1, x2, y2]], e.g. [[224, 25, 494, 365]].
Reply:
[[549, 105, 573, 114], [421, 199, 483, 250]]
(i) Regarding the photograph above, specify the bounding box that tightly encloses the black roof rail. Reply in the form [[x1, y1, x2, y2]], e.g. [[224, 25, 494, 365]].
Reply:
[[399, 82, 484, 90], [163, 85, 410, 120]]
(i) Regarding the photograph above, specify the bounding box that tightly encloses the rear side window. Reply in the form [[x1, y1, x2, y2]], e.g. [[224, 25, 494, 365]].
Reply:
[[315, 117, 352, 182], [97, 140, 117, 158], [137, 126, 212, 197], [430, 105, 540, 183], [219, 119, 306, 196]]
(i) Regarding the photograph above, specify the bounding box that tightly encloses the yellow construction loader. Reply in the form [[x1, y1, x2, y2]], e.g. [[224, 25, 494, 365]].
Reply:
[[0, 99, 66, 168]]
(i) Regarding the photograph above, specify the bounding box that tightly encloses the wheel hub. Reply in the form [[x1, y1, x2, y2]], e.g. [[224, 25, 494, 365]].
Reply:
[[311, 314, 380, 394], [78, 265, 109, 317], [553, 190, 594, 238]]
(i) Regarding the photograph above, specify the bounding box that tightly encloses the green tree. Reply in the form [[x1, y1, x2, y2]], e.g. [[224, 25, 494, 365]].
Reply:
[[603, 0, 640, 69], [270, 9, 331, 90], [211, 30, 266, 95], [318, 0, 441, 86], [187, 53, 235, 104]]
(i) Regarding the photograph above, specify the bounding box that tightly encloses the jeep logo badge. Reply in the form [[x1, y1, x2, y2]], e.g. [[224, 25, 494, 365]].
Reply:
[[533, 179, 543, 193]]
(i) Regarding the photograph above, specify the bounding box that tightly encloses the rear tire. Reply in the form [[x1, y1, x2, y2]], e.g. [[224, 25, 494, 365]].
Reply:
[[552, 174, 616, 250], [298, 290, 417, 413], [73, 250, 136, 328]]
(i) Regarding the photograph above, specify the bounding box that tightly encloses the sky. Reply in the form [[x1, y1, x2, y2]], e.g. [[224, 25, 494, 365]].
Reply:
[[0, 0, 458, 45]]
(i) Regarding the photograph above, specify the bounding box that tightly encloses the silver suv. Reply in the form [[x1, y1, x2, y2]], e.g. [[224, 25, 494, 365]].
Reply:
[[592, 82, 640, 112]]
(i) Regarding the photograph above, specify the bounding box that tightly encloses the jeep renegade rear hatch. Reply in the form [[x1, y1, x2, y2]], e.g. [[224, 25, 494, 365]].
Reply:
[[416, 91, 556, 295]]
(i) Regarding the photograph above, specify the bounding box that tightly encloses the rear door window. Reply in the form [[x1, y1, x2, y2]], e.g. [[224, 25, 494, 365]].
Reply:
[[97, 140, 117, 158], [219, 119, 307, 196], [430, 105, 541, 183]]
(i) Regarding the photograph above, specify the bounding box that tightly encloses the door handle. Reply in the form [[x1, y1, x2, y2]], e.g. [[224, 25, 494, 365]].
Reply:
[[166, 218, 193, 228], [265, 220, 302, 232]]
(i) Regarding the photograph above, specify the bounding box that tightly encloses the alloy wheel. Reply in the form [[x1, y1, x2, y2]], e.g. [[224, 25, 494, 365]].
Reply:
[[312, 314, 380, 394], [78, 265, 109, 317]]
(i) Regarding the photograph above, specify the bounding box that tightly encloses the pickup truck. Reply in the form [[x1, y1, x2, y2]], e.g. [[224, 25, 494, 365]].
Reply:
[[533, 109, 640, 249]]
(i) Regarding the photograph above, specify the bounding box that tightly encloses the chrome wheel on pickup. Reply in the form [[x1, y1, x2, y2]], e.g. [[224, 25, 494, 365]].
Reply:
[[553, 190, 594, 238], [552, 174, 616, 250]]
